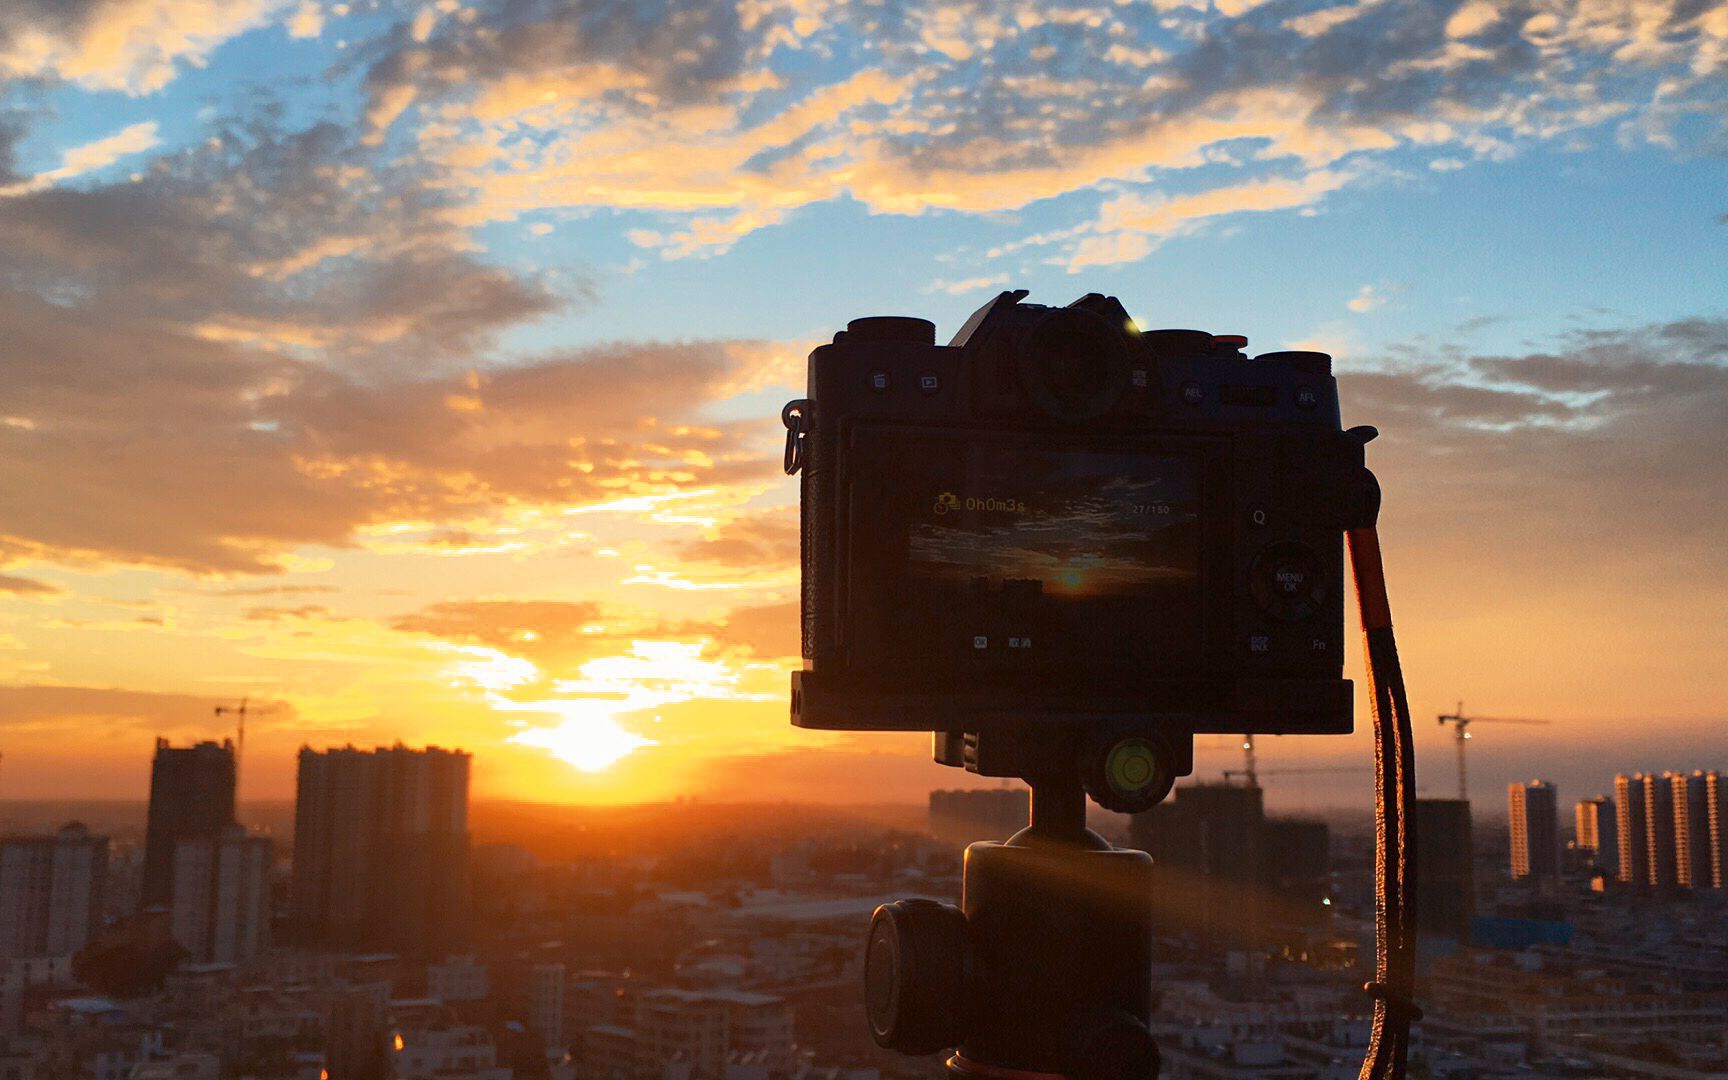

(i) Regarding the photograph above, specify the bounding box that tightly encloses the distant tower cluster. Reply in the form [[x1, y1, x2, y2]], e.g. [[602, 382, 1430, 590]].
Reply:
[[1507, 780, 1560, 880], [291, 744, 471, 956], [1, 732, 476, 973], [1584, 771, 1724, 891]]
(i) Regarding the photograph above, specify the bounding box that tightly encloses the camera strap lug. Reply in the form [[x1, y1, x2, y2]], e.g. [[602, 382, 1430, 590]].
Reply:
[[782, 398, 813, 475]]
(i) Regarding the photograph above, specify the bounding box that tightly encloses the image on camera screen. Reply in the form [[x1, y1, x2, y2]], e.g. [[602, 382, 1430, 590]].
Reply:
[[866, 442, 1202, 672]]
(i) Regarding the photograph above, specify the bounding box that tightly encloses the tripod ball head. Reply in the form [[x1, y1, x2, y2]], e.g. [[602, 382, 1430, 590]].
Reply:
[[865, 826, 1160, 1079]]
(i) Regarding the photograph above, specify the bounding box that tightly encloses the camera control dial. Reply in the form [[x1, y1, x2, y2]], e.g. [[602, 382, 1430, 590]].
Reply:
[[1250, 541, 1328, 621]]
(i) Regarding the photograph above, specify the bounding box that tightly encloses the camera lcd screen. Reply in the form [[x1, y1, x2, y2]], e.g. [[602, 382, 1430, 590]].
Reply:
[[857, 441, 1202, 674]]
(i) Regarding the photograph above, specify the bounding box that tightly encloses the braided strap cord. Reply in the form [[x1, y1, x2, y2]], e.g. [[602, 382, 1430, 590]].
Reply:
[[1348, 527, 1419, 1080]]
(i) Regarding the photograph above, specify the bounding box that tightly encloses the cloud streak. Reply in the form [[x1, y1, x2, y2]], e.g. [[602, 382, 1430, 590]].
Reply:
[[330, 0, 1728, 265], [0, 121, 160, 195]]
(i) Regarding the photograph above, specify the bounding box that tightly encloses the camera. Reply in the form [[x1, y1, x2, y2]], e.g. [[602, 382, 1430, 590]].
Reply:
[[784, 290, 1378, 811]]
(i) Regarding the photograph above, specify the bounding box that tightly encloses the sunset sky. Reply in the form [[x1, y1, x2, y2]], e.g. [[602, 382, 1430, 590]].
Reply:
[[0, 0, 1723, 813]]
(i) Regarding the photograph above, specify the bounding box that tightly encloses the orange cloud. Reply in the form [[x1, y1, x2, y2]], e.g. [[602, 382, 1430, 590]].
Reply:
[[336, 0, 1728, 262], [0, 0, 283, 94]]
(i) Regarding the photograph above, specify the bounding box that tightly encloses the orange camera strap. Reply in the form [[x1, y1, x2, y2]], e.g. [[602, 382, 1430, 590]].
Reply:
[[1348, 526, 1420, 1080]]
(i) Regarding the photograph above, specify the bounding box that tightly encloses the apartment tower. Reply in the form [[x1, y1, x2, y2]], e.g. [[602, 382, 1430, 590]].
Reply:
[[141, 739, 237, 911], [291, 744, 470, 955], [1508, 780, 1560, 880]]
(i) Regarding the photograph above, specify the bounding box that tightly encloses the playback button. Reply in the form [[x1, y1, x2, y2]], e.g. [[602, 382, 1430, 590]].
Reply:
[[1250, 541, 1327, 621]]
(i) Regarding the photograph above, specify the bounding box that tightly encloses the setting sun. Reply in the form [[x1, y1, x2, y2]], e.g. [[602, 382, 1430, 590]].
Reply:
[[507, 707, 657, 773]]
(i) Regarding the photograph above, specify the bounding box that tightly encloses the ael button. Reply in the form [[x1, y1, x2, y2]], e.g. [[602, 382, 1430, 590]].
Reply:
[[1250, 541, 1328, 621]]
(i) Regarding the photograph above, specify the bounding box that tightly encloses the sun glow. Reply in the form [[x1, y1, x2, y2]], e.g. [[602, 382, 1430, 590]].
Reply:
[[444, 639, 768, 773], [506, 701, 658, 772]]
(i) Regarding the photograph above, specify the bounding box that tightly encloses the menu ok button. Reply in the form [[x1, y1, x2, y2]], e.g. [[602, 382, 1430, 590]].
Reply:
[[1250, 541, 1328, 621]]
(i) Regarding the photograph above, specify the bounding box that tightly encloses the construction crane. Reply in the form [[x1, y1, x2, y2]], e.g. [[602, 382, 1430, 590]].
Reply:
[[214, 697, 279, 805], [1223, 765, 1370, 786], [1436, 702, 1552, 802], [1230, 733, 1369, 788]]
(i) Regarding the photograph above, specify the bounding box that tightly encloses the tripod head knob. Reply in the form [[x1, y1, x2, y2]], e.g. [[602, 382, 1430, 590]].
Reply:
[[865, 899, 968, 1054]]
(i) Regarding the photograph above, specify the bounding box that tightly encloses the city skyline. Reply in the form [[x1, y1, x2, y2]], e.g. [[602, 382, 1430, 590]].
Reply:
[[0, 0, 1724, 807], [0, 729, 1722, 1077]]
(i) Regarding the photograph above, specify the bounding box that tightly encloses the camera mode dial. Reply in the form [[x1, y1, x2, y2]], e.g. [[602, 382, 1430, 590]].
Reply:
[[1250, 541, 1328, 621]]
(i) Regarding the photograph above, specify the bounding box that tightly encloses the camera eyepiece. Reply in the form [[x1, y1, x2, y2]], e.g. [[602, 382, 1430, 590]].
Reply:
[[1016, 307, 1137, 423]]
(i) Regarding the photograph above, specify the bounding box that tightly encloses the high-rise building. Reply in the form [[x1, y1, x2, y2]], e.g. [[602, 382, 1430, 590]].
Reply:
[[1508, 780, 1560, 880], [928, 788, 1030, 842], [1132, 783, 1265, 884], [1414, 799, 1474, 941], [1672, 770, 1723, 890], [325, 986, 393, 1080], [170, 826, 272, 964], [1614, 773, 1649, 886], [292, 744, 471, 955], [0, 823, 108, 958], [1574, 796, 1617, 878], [1129, 783, 1330, 941], [142, 739, 236, 911], [1261, 818, 1331, 918], [1644, 773, 1678, 888], [530, 962, 566, 1053]]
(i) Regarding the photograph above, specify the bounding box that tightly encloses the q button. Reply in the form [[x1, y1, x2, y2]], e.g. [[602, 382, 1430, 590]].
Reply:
[[1249, 508, 1268, 528]]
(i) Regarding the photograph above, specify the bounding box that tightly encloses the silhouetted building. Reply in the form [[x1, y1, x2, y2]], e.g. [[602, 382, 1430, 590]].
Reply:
[[1508, 780, 1560, 880], [142, 739, 236, 911], [1134, 783, 1264, 883], [1574, 796, 1617, 878], [292, 744, 471, 955], [1262, 818, 1331, 911], [0, 823, 108, 958], [1672, 770, 1723, 890], [1414, 799, 1473, 941], [1131, 783, 1329, 940], [170, 826, 271, 964], [929, 788, 1030, 842]]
